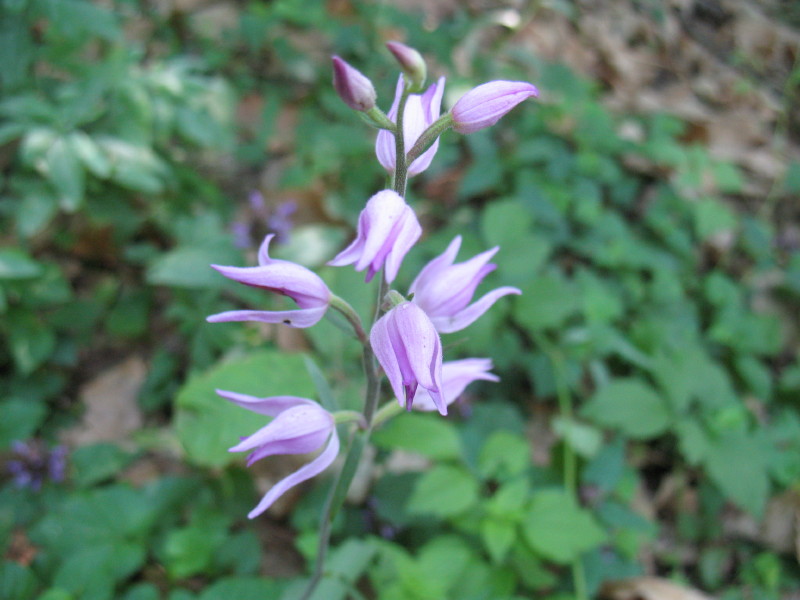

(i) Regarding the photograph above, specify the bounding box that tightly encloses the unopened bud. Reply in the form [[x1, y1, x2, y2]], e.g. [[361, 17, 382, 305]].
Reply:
[[332, 56, 377, 112], [386, 41, 427, 93]]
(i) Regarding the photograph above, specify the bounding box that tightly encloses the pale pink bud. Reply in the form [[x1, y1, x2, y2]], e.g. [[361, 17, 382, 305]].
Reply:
[[386, 41, 427, 91], [451, 80, 538, 134], [332, 56, 377, 111]]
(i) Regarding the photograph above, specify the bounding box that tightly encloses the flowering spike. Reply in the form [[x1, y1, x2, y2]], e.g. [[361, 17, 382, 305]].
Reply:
[[386, 41, 427, 92], [332, 56, 377, 112], [451, 80, 538, 134], [370, 302, 446, 415], [412, 358, 499, 412], [409, 235, 521, 333], [207, 234, 331, 328], [218, 390, 339, 519], [328, 190, 421, 283], [375, 75, 445, 177]]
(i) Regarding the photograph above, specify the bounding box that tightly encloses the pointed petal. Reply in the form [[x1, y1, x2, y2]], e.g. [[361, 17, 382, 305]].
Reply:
[[432, 286, 521, 334], [215, 390, 315, 417], [206, 306, 327, 328], [383, 206, 422, 283], [370, 311, 407, 408], [413, 358, 499, 411], [229, 404, 332, 454], [247, 430, 340, 519], [211, 263, 329, 308], [375, 75, 404, 172], [257, 234, 276, 266], [409, 236, 462, 296]]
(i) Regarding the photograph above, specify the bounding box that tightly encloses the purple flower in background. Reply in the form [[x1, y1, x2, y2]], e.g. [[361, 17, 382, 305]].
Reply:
[[410, 235, 521, 333], [7, 440, 67, 491], [328, 190, 421, 283], [370, 302, 446, 415], [267, 201, 297, 245], [218, 390, 340, 519], [332, 56, 377, 112], [412, 358, 499, 412], [375, 74, 445, 177], [207, 234, 330, 328], [451, 80, 538, 134]]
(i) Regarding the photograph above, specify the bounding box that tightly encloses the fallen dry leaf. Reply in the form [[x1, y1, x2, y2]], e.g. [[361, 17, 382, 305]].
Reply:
[[63, 356, 146, 447], [599, 576, 714, 600]]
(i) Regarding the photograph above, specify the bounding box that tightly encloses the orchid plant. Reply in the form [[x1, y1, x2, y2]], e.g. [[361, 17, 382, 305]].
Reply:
[[207, 41, 537, 598]]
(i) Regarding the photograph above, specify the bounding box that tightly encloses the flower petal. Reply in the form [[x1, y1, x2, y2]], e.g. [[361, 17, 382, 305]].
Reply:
[[206, 306, 328, 328], [215, 390, 315, 417], [432, 286, 521, 334], [247, 429, 340, 519]]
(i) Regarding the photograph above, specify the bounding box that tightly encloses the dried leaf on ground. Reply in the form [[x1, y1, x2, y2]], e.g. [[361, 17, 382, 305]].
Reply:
[[600, 577, 714, 600]]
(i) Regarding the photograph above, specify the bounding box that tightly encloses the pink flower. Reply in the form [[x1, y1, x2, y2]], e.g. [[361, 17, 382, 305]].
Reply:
[[332, 56, 377, 112], [410, 235, 521, 333], [375, 74, 445, 177], [451, 80, 538, 134], [218, 390, 339, 519], [370, 302, 446, 415], [413, 358, 499, 412], [207, 234, 330, 328], [328, 190, 421, 283]]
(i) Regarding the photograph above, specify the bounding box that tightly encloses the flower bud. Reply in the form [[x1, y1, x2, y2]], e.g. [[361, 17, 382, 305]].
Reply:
[[332, 56, 377, 112], [386, 41, 427, 92], [451, 80, 538, 134]]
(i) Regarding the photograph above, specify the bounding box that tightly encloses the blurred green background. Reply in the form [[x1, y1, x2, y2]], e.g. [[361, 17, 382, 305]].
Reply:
[[2, 0, 800, 598]]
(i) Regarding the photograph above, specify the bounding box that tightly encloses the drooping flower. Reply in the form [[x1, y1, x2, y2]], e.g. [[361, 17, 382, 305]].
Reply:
[[409, 235, 521, 333], [451, 80, 538, 134], [370, 301, 446, 415], [385, 41, 426, 92], [332, 56, 377, 112], [412, 358, 499, 412], [207, 234, 330, 328], [328, 190, 421, 283], [217, 390, 340, 519], [375, 74, 445, 177]]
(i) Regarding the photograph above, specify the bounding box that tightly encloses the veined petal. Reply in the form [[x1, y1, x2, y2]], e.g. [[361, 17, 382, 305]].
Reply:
[[451, 80, 538, 134], [383, 207, 422, 283], [375, 76, 404, 172], [409, 236, 462, 295], [206, 306, 327, 328], [413, 358, 499, 411], [210, 263, 329, 308], [393, 303, 446, 414], [215, 391, 315, 417], [247, 429, 340, 519], [432, 286, 521, 334], [229, 404, 332, 454], [370, 311, 406, 408]]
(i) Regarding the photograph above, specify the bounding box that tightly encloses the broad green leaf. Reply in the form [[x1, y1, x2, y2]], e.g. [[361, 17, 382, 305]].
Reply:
[[70, 443, 134, 487], [69, 131, 111, 178], [0, 248, 43, 279], [6, 311, 56, 375], [704, 431, 769, 517], [373, 412, 462, 460], [582, 378, 671, 439], [174, 351, 315, 467], [44, 137, 85, 211], [554, 417, 603, 458], [146, 245, 239, 289], [514, 272, 578, 331], [522, 489, 606, 563], [481, 199, 534, 247], [407, 465, 479, 518], [481, 518, 516, 564], [198, 577, 286, 600], [477, 431, 530, 479], [0, 562, 38, 600]]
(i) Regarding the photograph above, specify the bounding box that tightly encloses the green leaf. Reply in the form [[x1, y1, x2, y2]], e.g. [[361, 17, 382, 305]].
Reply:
[[514, 272, 579, 331], [581, 378, 671, 439], [174, 351, 315, 467], [69, 131, 111, 178], [70, 443, 134, 487], [6, 311, 56, 375], [44, 137, 85, 212], [481, 516, 516, 564], [0, 248, 44, 279], [477, 431, 530, 480], [522, 489, 606, 563], [146, 245, 239, 289], [373, 412, 462, 460], [0, 562, 39, 600], [198, 577, 286, 600], [163, 519, 227, 579], [407, 465, 479, 518], [553, 417, 603, 458], [704, 431, 769, 517]]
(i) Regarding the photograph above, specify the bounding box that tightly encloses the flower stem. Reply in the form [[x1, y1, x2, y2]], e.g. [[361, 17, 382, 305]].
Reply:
[[405, 113, 453, 166], [393, 89, 410, 197], [329, 293, 369, 347], [533, 332, 587, 600]]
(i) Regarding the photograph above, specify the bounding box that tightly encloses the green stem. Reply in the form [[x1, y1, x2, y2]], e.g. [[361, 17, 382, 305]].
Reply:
[[299, 427, 357, 600], [393, 89, 410, 197], [372, 400, 403, 427], [533, 332, 586, 600], [329, 293, 369, 347], [405, 113, 453, 166]]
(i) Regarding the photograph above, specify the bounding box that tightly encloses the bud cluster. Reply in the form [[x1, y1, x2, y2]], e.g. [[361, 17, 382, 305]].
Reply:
[[207, 42, 538, 518]]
